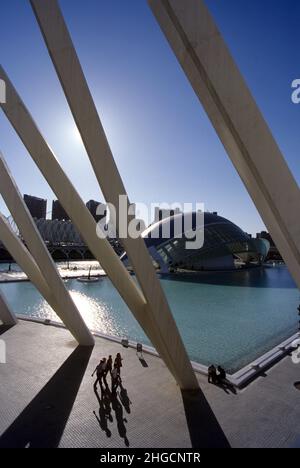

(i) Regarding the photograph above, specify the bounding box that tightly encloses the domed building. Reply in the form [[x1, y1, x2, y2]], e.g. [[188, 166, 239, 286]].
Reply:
[[122, 212, 270, 273]]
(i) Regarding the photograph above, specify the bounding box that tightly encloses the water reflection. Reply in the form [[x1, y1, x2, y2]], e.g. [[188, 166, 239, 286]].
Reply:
[[0, 266, 298, 373], [162, 265, 297, 289]]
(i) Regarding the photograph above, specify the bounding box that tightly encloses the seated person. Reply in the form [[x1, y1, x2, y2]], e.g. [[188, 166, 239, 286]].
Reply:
[[217, 366, 226, 382], [208, 365, 217, 384]]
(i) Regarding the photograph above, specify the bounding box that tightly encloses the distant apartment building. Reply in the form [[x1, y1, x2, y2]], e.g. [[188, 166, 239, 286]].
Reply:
[[86, 200, 106, 222], [24, 194, 47, 220], [52, 200, 70, 221]]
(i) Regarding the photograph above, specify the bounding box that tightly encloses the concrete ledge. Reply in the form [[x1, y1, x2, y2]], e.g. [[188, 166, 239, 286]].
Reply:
[[230, 333, 300, 387], [16, 315, 298, 388]]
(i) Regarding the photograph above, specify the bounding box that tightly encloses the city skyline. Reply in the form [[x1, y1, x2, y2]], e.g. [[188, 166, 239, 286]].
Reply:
[[0, 0, 299, 236]]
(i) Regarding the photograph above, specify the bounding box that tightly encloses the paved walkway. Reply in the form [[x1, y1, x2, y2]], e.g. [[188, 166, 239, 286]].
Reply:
[[0, 320, 299, 448]]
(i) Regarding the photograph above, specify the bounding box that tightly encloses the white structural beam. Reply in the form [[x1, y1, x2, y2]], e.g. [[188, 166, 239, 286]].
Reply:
[[0, 153, 94, 346], [30, 0, 198, 389], [0, 291, 17, 326], [148, 0, 300, 289], [0, 213, 61, 313], [0, 67, 178, 381]]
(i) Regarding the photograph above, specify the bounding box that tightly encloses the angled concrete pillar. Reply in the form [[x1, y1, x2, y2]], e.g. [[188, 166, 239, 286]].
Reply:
[[0, 213, 61, 313], [148, 0, 300, 290], [0, 291, 17, 326], [0, 153, 94, 346], [30, 0, 198, 389]]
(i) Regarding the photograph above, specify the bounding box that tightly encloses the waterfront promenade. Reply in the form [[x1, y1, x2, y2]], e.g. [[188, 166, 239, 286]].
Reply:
[[0, 320, 299, 448], [0, 260, 105, 283]]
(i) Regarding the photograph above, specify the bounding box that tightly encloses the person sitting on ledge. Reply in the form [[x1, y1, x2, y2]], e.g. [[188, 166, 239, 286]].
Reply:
[[208, 364, 217, 384], [217, 365, 226, 383], [217, 365, 236, 394]]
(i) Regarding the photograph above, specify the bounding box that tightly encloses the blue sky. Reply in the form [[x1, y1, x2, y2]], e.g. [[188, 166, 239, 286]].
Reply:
[[0, 0, 299, 235]]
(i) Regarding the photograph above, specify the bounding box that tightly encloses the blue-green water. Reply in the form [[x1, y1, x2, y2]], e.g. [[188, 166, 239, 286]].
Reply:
[[0, 265, 299, 373]]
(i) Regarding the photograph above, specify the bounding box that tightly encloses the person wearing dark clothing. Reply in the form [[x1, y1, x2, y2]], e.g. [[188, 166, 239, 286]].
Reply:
[[92, 358, 106, 389], [216, 366, 236, 394], [115, 353, 123, 378], [208, 365, 217, 384], [217, 366, 226, 382], [104, 355, 113, 378], [111, 364, 121, 394]]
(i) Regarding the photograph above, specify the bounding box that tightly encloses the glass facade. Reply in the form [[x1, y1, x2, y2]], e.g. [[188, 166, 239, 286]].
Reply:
[[122, 212, 270, 272]]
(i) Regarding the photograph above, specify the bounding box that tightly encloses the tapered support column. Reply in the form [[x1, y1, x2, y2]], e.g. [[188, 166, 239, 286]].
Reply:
[[0, 291, 17, 326], [0, 153, 94, 346], [30, 0, 198, 389], [0, 213, 61, 313], [148, 0, 300, 289]]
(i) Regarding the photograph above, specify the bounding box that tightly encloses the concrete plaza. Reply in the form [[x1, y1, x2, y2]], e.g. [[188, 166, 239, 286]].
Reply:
[[0, 320, 299, 448]]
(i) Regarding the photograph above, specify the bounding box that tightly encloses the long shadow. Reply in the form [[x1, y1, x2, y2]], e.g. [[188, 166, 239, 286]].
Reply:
[[139, 357, 148, 368], [111, 391, 130, 447], [0, 324, 14, 336], [0, 345, 93, 448], [181, 389, 231, 448], [93, 380, 131, 447], [93, 383, 113, 438]]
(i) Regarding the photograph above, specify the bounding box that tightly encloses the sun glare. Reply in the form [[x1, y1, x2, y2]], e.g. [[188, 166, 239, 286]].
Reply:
[[70, 125, 84, 145]]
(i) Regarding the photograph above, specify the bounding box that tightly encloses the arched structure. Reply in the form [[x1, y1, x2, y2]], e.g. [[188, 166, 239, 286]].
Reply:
[[122, 212, 270, 272], [148, 0, 300, 290]]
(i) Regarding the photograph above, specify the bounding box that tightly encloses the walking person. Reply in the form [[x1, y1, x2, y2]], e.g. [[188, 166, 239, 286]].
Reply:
[[111, 364, 121, 394], [115, 353, 123, 380], [104, 355, 113, 379], [92, 358, 106, 389]]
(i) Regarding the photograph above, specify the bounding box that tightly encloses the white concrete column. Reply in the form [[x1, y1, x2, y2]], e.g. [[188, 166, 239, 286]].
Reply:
[[0, 154, 94, 346], [148, 0, 300, 290], [0, 291, 17, 326], [0, 213, 61, 313], [30, 0, 198, 389]]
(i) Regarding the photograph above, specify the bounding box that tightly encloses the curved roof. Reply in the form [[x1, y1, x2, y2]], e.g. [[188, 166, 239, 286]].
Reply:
[[142, 212, 248, 248], [121, 212, 269, 270]]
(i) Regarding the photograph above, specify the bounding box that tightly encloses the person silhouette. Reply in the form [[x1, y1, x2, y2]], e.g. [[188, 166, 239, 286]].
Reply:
[[104, 355, 113, 378], [111, 364, 121, 394], [208, 365, 217, 384], [114, 353, 123, 379], [92, 358, 106, 389], [111, 391, 129, 447]]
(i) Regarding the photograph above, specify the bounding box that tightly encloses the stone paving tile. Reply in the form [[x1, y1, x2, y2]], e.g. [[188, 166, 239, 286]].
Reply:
[[0, 320, 299, 448]]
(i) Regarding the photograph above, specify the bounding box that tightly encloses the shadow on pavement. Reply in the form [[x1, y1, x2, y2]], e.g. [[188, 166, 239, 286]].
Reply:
[[0, 345, 93, 448], [93, 380, 131, 446], [0, 324, 14, 336], [139, 357, 148, 368], [181, 389, 231, 448]]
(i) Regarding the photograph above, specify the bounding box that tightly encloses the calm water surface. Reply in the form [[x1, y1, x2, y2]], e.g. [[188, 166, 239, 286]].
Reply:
[[0, 264, 298, 373]]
